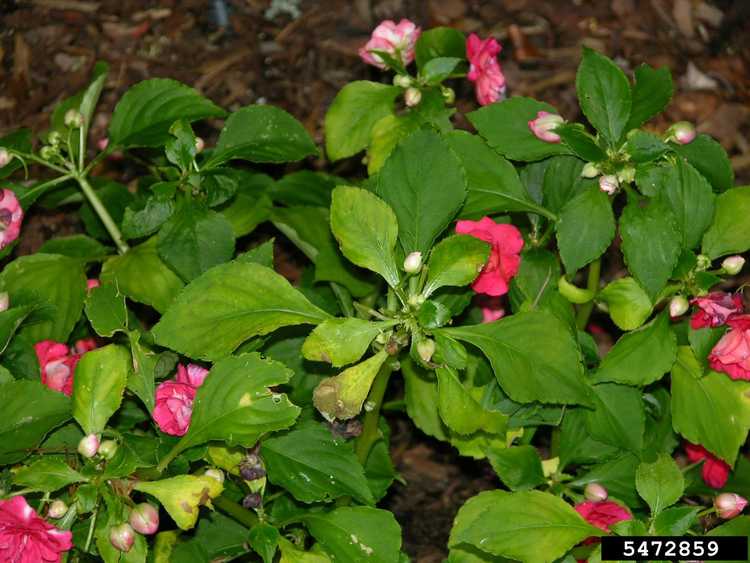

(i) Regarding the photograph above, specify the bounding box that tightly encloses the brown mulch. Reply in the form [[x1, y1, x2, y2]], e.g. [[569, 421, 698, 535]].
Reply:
[[2, 1, 750, 560]]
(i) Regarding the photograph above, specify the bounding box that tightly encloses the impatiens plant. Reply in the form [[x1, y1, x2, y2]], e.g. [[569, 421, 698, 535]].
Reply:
[[0, 17, 748, 563]]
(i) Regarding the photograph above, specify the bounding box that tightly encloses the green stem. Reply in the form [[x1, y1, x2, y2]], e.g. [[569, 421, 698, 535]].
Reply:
[[575, 259, 601, 330], [213, 495, 259, 528], [155, 443, 183, 474], [83, 503, 98, 552], [76, 174, 129, 255], [355, 359, 396, 464], [330, 282, 355, 317]]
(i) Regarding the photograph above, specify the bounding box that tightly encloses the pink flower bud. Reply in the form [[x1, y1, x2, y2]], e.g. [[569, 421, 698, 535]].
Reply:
[[404, 87, 422, 107], [0, 148, 11, 168], [714, 493, 748, 519], [584, 482, 608, 502], [528, 111, 564, 143], [78, 434, 100, 458], [110, 523, 134, 552], [194, 137, 205, 154], [47, 499, 68, 519], [98, 440, 118, 460], [97, 138, 109, 151], [86, 279, 100, 292], [669, 295, 690, 318], [129, 503, 159, 535], [403, 251, 422, 274], [722, 255, 745, 276], [599, 175, 619, 195], [0, 292, 9, 313], [417, 339, 436, 363], [670, 121, 696, 145], [359, 19, 421, 70]]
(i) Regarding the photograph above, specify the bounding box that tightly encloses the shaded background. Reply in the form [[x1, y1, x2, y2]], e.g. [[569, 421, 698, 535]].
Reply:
[[1, 1, 749, 559]]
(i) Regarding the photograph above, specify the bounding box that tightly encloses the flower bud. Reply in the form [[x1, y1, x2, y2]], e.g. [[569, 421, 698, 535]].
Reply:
[[616, 166, 635, 184], [714, 493, 748, 519], [722, 255, 745, 276], [240, 465, 266, 481], [669, 295, 690, 318], [581, 162, 600, 178], [584, 482, 608, 502], [78, 434, 100, 458], [417, 338, 436, 363], [40, 146, 57, 161], [204, 468, 224, 484], [696, 254, 712, 271], [98, 440, 118, 460], [97, 138, 109, 151], [0, 148, 11, 168], [393, 74, 412, 88], [441, 86, 455, 104], [403, 251, 422, 274], [47, 499, 68, 519], [129, 503, 159, 535], [670, 121, 696, 145], [64, 109, 84, 129], [599, 174, 619, 195], [0, 292, 9, 313], [242, 492, 262, 509], [528, 111, 564, 143], [47, 131, 62, 146], [404, 87, 422, 107], [194, 137, 205, 154], [110, 523, 135, 552]]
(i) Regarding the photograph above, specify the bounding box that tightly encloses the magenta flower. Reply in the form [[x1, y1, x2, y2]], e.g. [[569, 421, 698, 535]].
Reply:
[[466, 33, 506, 106], [0, 496, 73, 563], [359, 19, 421, 70], [175, 363, 210, 388], [685, 442, 731, 488], [691, 292, 743, 329], [152, 363, 210, 436], [0, 189, 23, 250], [35, 339, 97, 396], [575, 500, 631, 533], [708, 315, 750, 381]]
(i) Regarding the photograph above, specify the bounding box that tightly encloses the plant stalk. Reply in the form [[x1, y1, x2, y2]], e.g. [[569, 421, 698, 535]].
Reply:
[[213, 495, 259, 528], [575, 258, 601, 330], [75, 174, 129, 254], [355, 359, 396, 464]]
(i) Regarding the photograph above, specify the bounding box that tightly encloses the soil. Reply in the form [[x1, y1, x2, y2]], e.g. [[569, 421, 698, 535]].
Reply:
[[1, 0, 749, 560]]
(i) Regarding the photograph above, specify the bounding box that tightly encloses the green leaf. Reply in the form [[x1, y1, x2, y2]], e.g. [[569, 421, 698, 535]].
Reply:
[[0, 380, 71, 464], [571, 453, 642, 507], [134, 474, 223, 530], [109, 78, 225, 147], [206, 105, 317, 167], [703, 186, 750, 259], [330, 186, 400, 287], [625, 130, 669, 163], [101, 237, 184, 313], [262, 422, 373, 505], [486, 446, 545, 491], [157, 202, 235, 282], [421, 57, 462, 84], [367, 114, 420, 175], [423, 234, 490, 297], [555, 124, 607, 163], [672, 134, 734, 193], [302, 318, 396, 367], [559, 408, 620, 468], [450, 490, 600, 563], [219, 170, 273, 237], [436, 367, 493, 435], [376, 130, 466, 255], [468, 97, 571, 162], [652, 506, 700, 536], [0, 254, 87, 343], [238, 240, 275, 268], [598, 277, 652, 330], [671, 347, 750, 464], [592, 313, 676, 386], [556, 183, 615, 273], [445, 131, 553, 219], [249, 522, 280, 563], [415, 27, 466, 68], [168, 353, 300, 457], [153, 261, 330, 360], [278, 538, 331, 562], [127, 333, 158, 412], [707, 516, 750, 563], [657, 159, 715, 250], [620, 197, 681, 300], [38, 235, 111, 261], [585, 383, 645, 452], [0, 306, 34, 355], [402, 358, 447, 441], [12, 457, 86, 492], [575, 47, 632, 145], [325, 81, 400, 161], [635, 454, 684, 515], [79, 180, 134, 242], [96, 489, 148, 563], [122, 197, 174, 239], [72, 344, 130, 434], [541, 156, 586, 215], [626, 64, 673, 130], [165, 119, 197, 171], [304, 506, 402, 563], [440, 311, 592, 406], [85, 283, 127, 337]]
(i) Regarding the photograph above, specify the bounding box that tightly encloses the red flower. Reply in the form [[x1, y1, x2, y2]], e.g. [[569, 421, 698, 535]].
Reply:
[[35, 339, 97, 396], [455, 217, 523, 296], [152, 363, 209, 436], [0, 496, 72, 563], [691, 292, 743, 329], [708, 315, 750, 381], [466, 34, 506, 106], [575, 500, 631, 533], [685, 442, 731, 489]]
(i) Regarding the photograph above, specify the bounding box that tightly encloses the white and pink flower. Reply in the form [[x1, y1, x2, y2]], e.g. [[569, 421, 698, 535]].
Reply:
[[359, 19, 420, 70]]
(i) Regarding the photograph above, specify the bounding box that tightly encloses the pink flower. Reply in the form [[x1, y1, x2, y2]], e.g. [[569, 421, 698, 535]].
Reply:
[[466, 33, 506, 106], [479, 296, 505, 323], [708, 315, 750, 381], [152, 363, 210, 436], [455, 217, 523, 297], [714, 493, 748, 519], [691, 292, 743, 329], [575, 500, 631, 533], [35, 341, 76, 396], [73, 338, 97, 355], [359, 19, 420, 70], [0, 189, 23, 250], [86, 279, 100, 291], [685, 442, 731, 489], [0, 496, 73, 562], [528, 111, 564, 143]]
